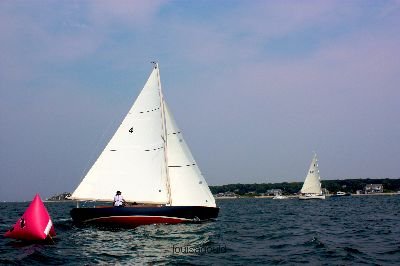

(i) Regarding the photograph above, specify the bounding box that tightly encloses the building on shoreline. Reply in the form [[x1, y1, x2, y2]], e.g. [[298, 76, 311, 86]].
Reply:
[[364, 184, 383, 194], [215, 192, 239, 198], [265, 189, 282, 196], [46, 192, 71, 201]]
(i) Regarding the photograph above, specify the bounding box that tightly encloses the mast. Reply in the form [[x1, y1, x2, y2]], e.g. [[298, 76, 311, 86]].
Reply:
[[153, 62, 172, 205]]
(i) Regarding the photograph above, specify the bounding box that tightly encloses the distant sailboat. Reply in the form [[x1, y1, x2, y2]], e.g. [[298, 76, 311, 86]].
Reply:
[[69, 63, 219, 227], [299, 153, 325, 200]]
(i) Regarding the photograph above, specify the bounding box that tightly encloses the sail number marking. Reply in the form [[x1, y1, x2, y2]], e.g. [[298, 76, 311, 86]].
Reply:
[[129, 127, 134, 133]]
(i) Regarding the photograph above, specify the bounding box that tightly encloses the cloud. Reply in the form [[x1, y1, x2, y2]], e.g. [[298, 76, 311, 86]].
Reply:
[[0, 1, 166, 80], [88, 0, 164, 27]]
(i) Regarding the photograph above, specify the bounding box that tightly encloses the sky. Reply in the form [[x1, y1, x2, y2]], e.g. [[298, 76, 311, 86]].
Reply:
[[1, 0, 399, 201]]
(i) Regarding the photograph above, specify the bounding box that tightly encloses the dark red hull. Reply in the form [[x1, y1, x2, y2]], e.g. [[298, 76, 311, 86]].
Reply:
[[70, 206, 219, 227]]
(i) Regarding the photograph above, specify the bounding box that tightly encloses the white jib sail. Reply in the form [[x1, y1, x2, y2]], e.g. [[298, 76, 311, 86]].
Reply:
[[164, 103, 216, 207], [70, 67, 169, 204], [300, 153, 322, 194]]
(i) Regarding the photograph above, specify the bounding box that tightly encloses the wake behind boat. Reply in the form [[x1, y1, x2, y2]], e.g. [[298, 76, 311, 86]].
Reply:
[[69, 63, 219, 227], [299, 153, 326, 200]]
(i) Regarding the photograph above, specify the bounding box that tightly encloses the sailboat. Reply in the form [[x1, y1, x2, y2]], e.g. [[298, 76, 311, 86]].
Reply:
[[299, 153, 326, 200], [69, 63, 219, 227]]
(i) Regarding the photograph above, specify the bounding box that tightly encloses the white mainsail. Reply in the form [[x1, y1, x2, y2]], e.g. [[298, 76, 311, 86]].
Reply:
[[70, 64, 215, 207], [300, 153, 322, 195]]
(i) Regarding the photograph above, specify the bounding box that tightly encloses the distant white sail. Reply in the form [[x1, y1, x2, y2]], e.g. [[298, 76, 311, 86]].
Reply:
[[70, 64, 215, 207], [300, 153, 322, 195]]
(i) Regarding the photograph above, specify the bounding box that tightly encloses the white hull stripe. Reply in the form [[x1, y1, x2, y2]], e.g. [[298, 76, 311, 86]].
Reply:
[[84, 215, 192, 223]]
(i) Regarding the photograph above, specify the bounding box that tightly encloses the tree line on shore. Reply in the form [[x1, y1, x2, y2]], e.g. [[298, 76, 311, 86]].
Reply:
[[209, 178, 400, 196], [49, 178, 400, 200]]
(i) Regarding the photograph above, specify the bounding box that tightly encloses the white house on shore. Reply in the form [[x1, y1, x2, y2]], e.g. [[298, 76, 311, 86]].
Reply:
[[364, 184, 383, 194]]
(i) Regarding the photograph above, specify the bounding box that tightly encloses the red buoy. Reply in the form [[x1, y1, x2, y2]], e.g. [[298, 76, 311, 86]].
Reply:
[[4, 194, 56, 241]]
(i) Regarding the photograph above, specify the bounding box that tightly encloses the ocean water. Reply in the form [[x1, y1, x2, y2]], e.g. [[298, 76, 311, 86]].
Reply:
[[1, 196, 400, 265]]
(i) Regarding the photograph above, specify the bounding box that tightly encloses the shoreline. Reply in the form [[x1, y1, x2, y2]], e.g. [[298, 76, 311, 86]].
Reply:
[[215, 192, 400, 199], [350, 192, 399, 196], [3, 193, 398, 203]]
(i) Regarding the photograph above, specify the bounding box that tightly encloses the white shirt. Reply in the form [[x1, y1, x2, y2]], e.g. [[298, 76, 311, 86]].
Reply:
[[114, 195, 124, 206]]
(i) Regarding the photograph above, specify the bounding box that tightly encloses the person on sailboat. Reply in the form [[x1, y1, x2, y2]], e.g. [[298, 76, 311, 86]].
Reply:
[[113, 191, 125, 207]]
